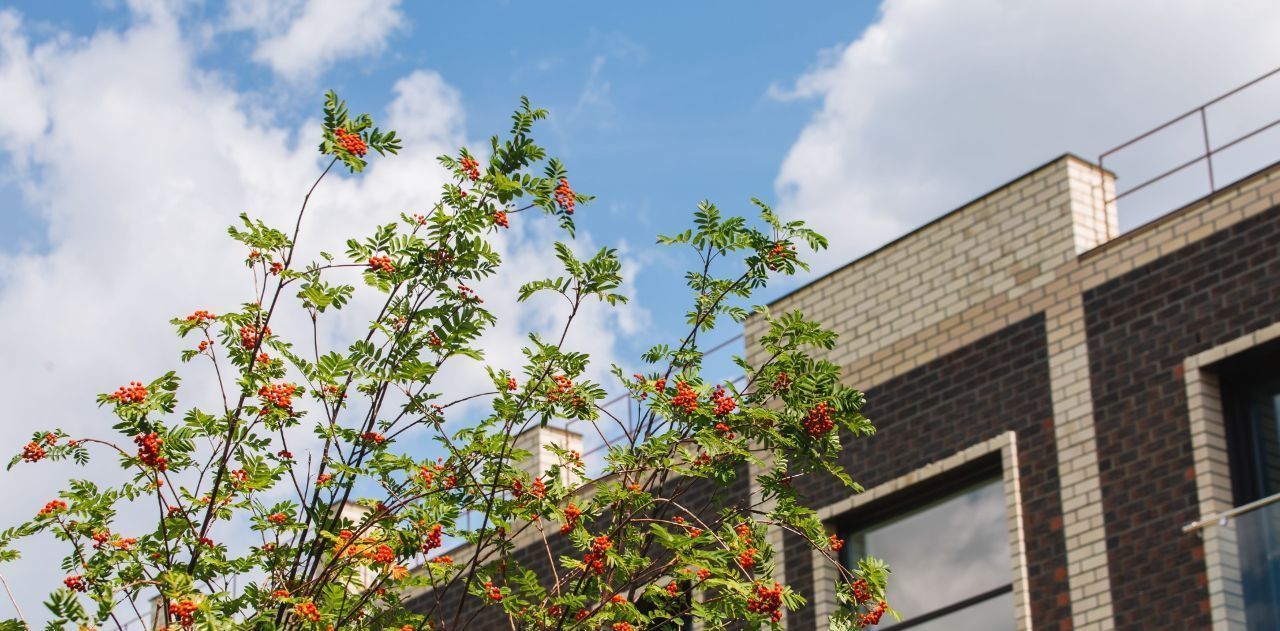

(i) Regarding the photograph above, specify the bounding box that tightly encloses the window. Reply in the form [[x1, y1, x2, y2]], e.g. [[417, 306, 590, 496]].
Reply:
[[1220, 344, 1280, 630], [839, 464, 1014, 630]]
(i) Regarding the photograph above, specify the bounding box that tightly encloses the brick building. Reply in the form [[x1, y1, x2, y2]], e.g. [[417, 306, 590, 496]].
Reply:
[[739, 150, 1280, 631]]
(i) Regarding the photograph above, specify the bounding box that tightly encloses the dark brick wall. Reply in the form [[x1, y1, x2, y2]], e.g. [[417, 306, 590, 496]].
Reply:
[[1083, 203, 1280, 629], [785, 313, 1070, 630], [404, 465, 751, 628]]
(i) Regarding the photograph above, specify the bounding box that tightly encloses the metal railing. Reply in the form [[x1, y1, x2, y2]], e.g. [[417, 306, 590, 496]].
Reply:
[[1098, 65, 1280, 214]]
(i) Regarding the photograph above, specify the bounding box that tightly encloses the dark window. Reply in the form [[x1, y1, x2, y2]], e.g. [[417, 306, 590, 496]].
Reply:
[[1219, 343, 1280, 630], [838, 459, 1014, 630]]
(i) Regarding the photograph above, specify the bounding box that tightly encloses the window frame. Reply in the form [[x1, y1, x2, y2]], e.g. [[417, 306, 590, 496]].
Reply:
[[835, 455, 1014, 630]]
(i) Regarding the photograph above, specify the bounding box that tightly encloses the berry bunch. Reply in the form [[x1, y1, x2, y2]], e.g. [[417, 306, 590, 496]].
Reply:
[[711, 386, 737, 417], [583, 535, 613, 574], [804, 402, 834, 437], [293, 601, 321, 622], [38, 500, 67, 516], [63, 575, 86, 592], [484, 581, 503, 601], [108, 381, 148, 404], [671, 381, 698, 414], [554, 178, 575, 214], [368, 255, 396, 274], [561, 502, 581, 535], [459, 155, 480, 180], [258, 383, 298, 411], [184, 310, 216, 323], [239, 324, 270, 350], [334, 128, 367, 157], [135, 432, 167, 471], [423, 523, 443, 552], [169, 599, 198, 627], [267, 512, 288, 525], [493, 210, 509, 228], [746, 581, 785, 623]]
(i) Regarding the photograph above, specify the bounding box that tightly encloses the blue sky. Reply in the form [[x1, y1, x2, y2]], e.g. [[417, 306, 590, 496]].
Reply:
[[2, 0, 1280, 620], [1, 0, 881, 376]]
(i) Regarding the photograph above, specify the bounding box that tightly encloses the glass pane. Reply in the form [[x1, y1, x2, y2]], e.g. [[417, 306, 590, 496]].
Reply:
[[848, 478, 1011, 626], [1231, 498, 1280, 630], [891, 590, 1016, 631]]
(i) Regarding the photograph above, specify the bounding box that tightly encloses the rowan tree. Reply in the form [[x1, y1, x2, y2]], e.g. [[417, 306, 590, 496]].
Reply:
[[1, 92, 892, 630]]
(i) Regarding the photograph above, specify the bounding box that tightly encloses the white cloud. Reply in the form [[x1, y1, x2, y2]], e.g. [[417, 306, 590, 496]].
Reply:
[[774, 0, 1280, 273], [0, 4, 642, 624], [225, 0, 404, 81]]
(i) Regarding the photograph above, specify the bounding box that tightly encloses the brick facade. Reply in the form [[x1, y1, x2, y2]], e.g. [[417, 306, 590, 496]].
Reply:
[[782, 314, 1069, 631], [1083, 204, 1280, 628], [741, 155, 1280, 630]]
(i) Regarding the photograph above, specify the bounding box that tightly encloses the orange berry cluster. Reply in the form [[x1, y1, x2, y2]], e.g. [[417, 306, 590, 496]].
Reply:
[[737, 523, 757, 569], [545, 375, 580, 405], [334, 128, 367, 157], [671, 381, 698, 414], [583, 535, 612, 574], [270, 261, 284, 275], [612, 623, 633, 631], [38, 499, 67, 516], [362, 432, 386, 444], [239, 324, 270, 350], [773, 372, 791, 391], [258, 383, 298, 411], [293, 601, 321, 622], [804, 402, 834, 437], [711, 386, 737, 417], [829, 534, 844, 552], [554, 178, 575, 214], [459, 155, 480, 180], [493, 210, 509, 228], [484, 581, 503, 601], [506, 377, 518, 391], [368, 255, 396, 274], [109, 381, 148, 404], [271, 588, 290, 599], [184, 310, 216, 323], [267, 512, 288, 525], [423, 523, 443, 552], [63, 575, 86, 592], [169, 599, 198, 627], [765, 241, 795, 271], [457, 284, 483, 303], [135, 432, 167, 471], [858, 601, 888, 627], [747, 581, 785, 622], [431, 554, 453, 564], [561, 502, 581, 535], [22, 433, 56, 462]]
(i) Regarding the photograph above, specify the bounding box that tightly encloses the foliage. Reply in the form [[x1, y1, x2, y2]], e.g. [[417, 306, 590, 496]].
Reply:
[[1, 91, 892, 630]]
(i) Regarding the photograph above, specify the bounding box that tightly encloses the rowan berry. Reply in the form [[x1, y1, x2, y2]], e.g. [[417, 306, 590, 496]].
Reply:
[[108, 381, 148, 404], [671, 381, 698, 414], [459, 155, 480, 181], [38, 500, 66, 516], [334, 128, 367, 157], [804, 402, 835, 437], [135, 432, 167, 471], [293, 601, 321, 622], [554, 178, 575, 214], [21, 441, 46, 463], [169, 599, 198, 627]]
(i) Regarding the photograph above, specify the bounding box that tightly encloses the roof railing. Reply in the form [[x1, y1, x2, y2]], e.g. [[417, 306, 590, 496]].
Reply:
[[1099, 65, 1280, 210]]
